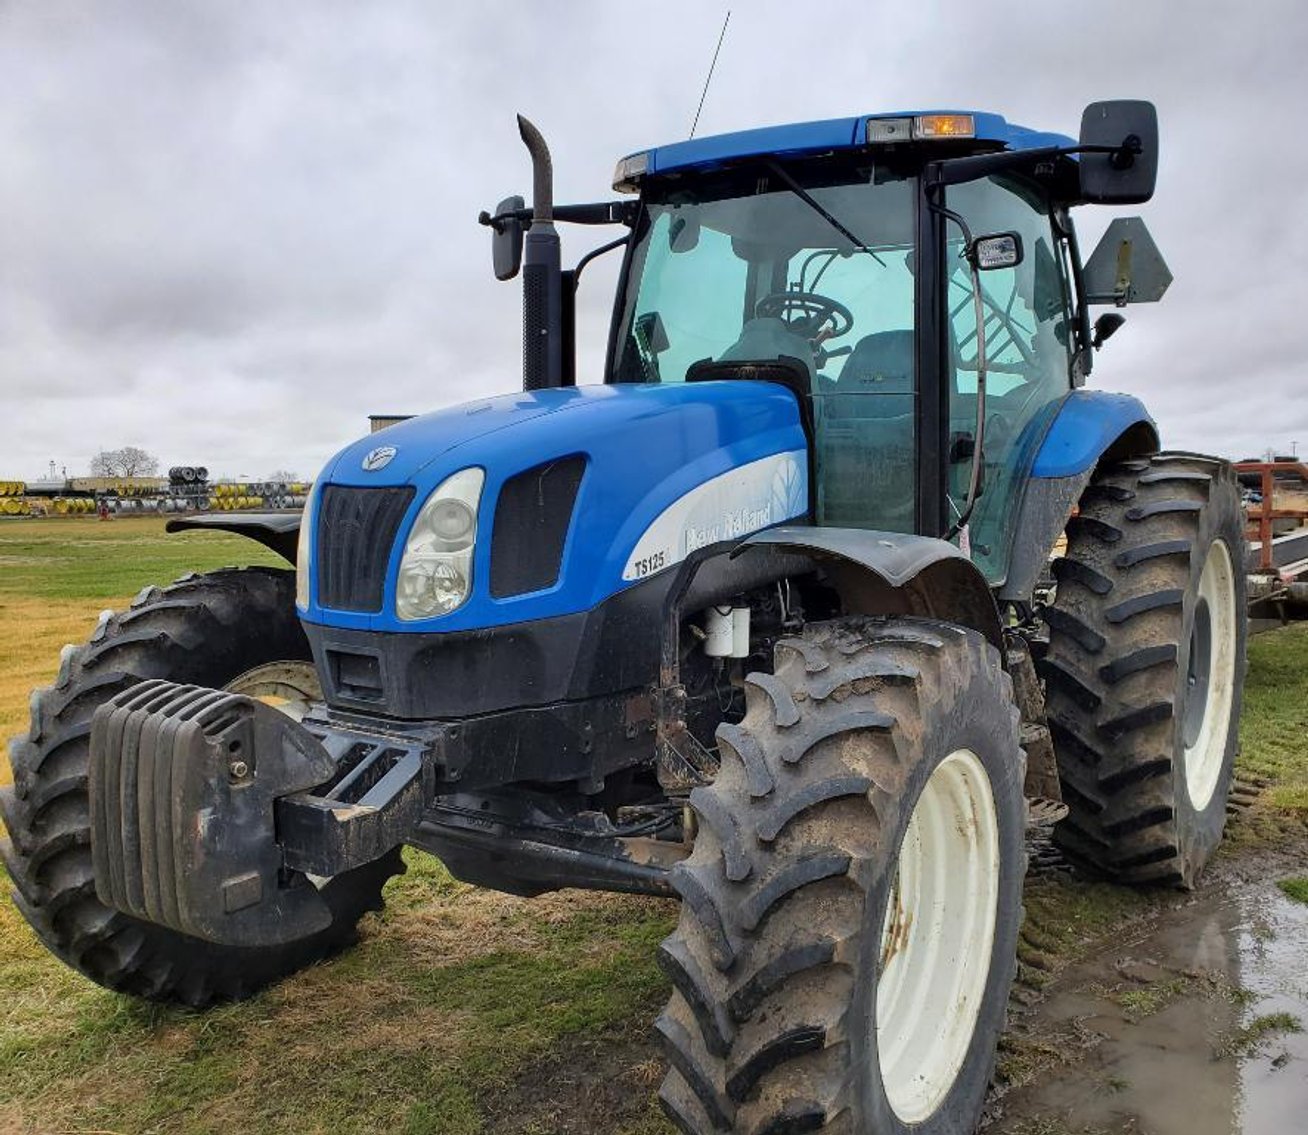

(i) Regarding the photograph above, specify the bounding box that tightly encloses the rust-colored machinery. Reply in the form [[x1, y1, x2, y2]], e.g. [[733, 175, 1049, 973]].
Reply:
[[1237, 459, 1308, 619]]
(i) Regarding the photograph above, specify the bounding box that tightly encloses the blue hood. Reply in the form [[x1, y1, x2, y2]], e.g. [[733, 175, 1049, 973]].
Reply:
[[302, 382, 809, 633], [323, 388, 589, 487]]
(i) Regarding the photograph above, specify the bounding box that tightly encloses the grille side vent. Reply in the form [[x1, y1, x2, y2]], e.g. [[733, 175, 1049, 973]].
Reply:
[[316, 485, 415, 612], [490, 456, 586, 598]]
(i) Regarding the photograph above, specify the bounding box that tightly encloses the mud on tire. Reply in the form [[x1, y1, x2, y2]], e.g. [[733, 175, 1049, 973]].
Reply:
[[1042, 452, 1247, 887], [657, 616, 1026, 1135], [0, 567, 403, 1008]]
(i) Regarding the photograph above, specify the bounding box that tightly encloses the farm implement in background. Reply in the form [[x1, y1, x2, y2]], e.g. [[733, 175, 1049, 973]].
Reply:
[[0, 469, 309, 518], [1240, 459, 1308, 622]]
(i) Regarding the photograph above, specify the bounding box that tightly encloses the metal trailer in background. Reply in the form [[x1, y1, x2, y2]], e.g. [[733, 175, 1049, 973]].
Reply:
[[1239, 459, 1308, 622]]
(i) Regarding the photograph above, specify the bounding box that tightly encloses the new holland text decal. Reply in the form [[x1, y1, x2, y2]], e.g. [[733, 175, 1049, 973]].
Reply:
[[622, 450, 807, 581]]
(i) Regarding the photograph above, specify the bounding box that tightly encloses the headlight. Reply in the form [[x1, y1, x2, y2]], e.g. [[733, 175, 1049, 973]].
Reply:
[[396, 467, 485, 620], [295, 481, 318, 610]]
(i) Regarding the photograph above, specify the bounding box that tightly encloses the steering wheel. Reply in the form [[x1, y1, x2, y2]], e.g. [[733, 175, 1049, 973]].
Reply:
[[755, 290, 854, 341]]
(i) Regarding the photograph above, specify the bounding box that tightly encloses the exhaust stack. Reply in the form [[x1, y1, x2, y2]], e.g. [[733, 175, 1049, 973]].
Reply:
[[517, 115, 563, 392]]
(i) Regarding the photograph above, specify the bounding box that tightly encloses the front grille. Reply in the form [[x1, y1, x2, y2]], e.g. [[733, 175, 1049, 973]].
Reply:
[[316, 485, 415, 612], [490, 456, 586, 598]]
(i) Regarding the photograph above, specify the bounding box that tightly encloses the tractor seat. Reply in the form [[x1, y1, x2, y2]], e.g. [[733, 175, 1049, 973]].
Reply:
[[823, 330, 915, 422], [835, 330, 914, 394]]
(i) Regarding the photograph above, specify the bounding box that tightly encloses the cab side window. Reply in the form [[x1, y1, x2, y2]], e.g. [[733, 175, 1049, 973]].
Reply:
[[945, 176, 1074, 582]]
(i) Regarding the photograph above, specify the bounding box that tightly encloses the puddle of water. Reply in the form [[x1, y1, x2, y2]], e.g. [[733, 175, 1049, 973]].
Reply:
[[991, 881, 1308, 1135]]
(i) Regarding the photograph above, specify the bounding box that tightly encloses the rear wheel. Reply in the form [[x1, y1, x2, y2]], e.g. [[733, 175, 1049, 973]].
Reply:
[[1042, 452, 1247, 887], [656, 616, 1026, 1134], [0, 567, 403, 1007]]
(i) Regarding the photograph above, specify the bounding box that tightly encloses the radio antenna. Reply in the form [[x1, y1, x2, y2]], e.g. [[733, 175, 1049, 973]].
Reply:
[[689, 10, 731, 139]]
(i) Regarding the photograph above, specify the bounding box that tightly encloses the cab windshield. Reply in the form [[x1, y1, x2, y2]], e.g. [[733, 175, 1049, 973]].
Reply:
[[609, 162, 1075, 579], [610, 164, 919, 532]]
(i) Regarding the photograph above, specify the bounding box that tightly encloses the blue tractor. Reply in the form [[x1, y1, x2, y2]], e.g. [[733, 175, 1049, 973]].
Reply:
[[3, 101, 1246, 1134]]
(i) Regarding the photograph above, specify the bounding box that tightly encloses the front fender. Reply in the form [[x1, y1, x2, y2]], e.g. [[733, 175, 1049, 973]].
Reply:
[[165, 513, 300, 566], [737, 526, 1002, 650], [1030, 390, 1157, 478], [1000, 390, 1160, 602]]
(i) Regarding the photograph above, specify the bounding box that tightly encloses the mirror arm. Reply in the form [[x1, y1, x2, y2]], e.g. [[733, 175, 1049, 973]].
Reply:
[[556, 201, 638, 226], [479, 201, 636, 231], [477, 208, 513, 233], [573, 235, 629, 286], [928, 146, 1060, 187], [1110, 134, 1144, 170], [928, 142, 1139, 189], [928, 198, 974, 246]]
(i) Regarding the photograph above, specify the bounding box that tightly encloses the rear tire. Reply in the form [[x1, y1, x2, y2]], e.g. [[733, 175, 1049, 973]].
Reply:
[[656, 616, 1026, 1134], [1042, 452, 1247, 887], [1, 567, 403, 1007]]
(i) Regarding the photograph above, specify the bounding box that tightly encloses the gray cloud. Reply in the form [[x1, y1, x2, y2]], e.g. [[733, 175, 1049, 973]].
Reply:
[[2, 0, 1306, 480]]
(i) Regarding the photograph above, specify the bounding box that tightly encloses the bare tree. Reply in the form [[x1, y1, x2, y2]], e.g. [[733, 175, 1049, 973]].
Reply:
[[268, 469, 300, 484], [89, 446, 160, 478]]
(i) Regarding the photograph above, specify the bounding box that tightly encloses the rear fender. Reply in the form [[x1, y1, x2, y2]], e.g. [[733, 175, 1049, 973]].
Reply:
[[165, 513, 300, 566], [738, 526, 1002, 650]]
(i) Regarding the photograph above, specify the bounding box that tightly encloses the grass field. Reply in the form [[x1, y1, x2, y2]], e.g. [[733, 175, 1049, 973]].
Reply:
[[2, 516, 1307, 1133], [0, 517, 284, 756]]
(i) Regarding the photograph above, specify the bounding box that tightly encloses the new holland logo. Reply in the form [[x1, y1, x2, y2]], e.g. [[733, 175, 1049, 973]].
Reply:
[[361, 445, 397, 472]]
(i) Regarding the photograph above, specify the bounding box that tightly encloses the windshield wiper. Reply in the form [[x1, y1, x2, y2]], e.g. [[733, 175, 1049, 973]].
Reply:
[[765, 160, 886, 266]]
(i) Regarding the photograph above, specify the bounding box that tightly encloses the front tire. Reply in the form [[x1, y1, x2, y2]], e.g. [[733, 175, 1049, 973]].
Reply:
[[0, 567, 403, 1007], [1042, 452, 1247, 887], [656, 617, 1026, 1134]]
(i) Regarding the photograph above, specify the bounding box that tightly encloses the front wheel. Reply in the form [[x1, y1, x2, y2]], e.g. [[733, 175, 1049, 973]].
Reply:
[[1, 568, 403, 1008], [657, 617, 1026, 1134]]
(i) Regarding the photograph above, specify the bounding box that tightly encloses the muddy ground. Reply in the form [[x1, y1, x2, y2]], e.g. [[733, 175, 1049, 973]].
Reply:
[[472, 809, 1308, 1135], [986, 824, 1308, 1135]]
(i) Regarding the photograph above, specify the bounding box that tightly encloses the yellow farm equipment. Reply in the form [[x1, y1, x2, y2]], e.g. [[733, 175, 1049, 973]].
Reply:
[[51, 498, 95, 515]]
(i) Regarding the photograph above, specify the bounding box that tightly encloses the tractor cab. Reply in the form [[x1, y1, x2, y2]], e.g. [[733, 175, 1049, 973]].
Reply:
[[488, 104, 1170, 589], [608, 126, 1077, 583]]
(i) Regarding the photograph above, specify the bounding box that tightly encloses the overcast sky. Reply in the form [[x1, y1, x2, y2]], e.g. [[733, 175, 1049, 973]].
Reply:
[[2, 1, 1305, 482]]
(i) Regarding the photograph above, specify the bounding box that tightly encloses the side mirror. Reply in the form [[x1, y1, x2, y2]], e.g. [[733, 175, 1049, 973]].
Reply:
[[969, 231, 1023, 271], [1078, 100, 1159, 204], [489, 194, 526, 281], [1091, 312, 1126, 348]]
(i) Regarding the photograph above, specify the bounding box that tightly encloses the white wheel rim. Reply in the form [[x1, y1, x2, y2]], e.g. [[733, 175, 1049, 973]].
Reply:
[[1182, 539, 1238, 810], [876, 748, 1000, 1123], [224, 661, 328, 884], [224, 661, 321, 722]]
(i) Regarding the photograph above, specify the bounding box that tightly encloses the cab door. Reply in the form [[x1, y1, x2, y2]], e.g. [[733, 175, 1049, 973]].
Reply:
[[943, 175, 1076, 583]]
